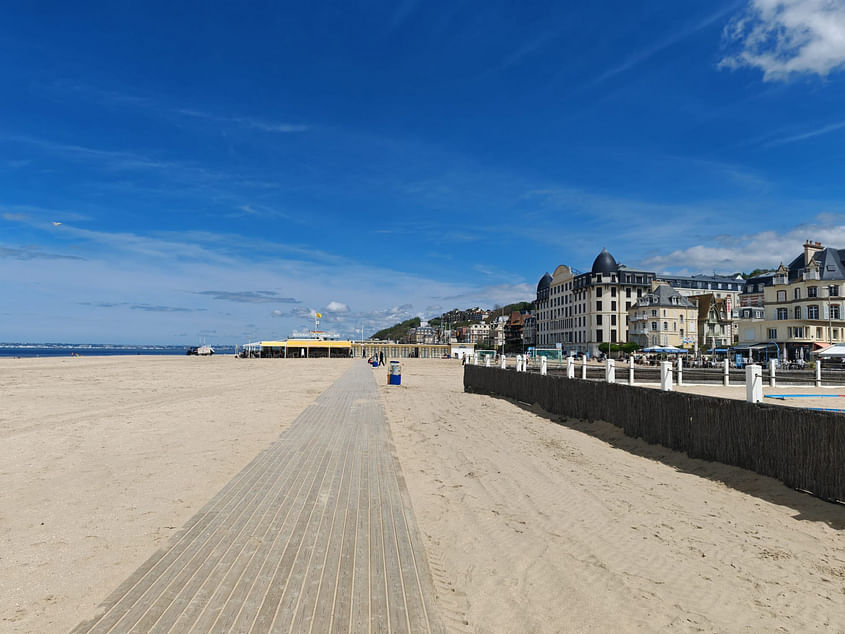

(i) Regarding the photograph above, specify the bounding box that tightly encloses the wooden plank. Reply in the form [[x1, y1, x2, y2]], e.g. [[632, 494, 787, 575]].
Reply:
[[151, 401, 338, 632], [203, 404, 343, 632], [288, 394, 358, 633], [263, 395, 357, 630]]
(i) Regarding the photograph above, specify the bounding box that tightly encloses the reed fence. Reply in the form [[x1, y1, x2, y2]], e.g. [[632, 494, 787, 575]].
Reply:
[[464, 365, 845, 503]]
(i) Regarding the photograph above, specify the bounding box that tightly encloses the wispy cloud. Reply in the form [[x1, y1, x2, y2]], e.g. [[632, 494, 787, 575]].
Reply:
[[641, 214, 845, 273], [173, 108, 308, 133], [762, 119, 845, 147], [197, 290, 300, 304], [78, 301, 204, 312], [130, 304, 205, 312], [0, 246, 84, 261], [592, 3, 739, 86], [721, 0, 845, 80]]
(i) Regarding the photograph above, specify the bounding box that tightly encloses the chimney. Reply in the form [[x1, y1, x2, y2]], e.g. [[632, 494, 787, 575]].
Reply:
[[804, 240, 823, 266]]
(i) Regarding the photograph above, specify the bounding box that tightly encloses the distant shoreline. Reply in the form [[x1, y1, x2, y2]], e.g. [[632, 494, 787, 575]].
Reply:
[[0, 345, 236, 358]]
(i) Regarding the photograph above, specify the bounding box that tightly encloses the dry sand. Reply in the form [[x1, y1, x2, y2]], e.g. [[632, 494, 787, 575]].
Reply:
[[380, 360, 845, 633], [0, 355, 353, 632], [2, 356, 844, 633]]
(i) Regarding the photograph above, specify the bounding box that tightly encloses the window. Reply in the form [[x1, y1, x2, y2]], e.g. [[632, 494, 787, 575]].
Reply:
[[816, 327, 823, 339], [637, 289, 643, 298], [794, 288, 801, 300], [832, 305, 841, 320], [831, 285, 840, 297], [596, 287, 603, 297], [808, 286, 818, 298], [808, 305, 819, 319], [596, 301, 602, 311], [794, 306, 801, 319], [611, 314, 617, 326], [777, 308, 788, 320], [777, 290, 787, 302], [663, 309, 667, 317], [625, 301, 631, 310], [651, 321, 657, 331], [680, 328, 684, 337], [768, 328, 777, 339], [626, 288, 631, 298], [611, 301, 617, 311], [596, 315, 603, 325], [663, 321, 668, 331], [596, 329, 603, 342], [611, 287, 617, 297]]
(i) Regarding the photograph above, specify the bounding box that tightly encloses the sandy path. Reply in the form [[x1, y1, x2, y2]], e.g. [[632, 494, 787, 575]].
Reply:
[[380, 360, 845, 633], [0, 355, 353, 633]]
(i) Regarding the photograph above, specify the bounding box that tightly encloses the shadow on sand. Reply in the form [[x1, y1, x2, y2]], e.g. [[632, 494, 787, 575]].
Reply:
[[501, 396, 845, 530]]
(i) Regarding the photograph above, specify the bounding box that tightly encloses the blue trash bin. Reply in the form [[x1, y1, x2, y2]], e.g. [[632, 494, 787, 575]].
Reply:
[[388, 361, 401, 385]]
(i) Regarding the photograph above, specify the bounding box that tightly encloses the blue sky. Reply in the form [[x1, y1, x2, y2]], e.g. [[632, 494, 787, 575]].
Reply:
[[4, 1, 845, 344]]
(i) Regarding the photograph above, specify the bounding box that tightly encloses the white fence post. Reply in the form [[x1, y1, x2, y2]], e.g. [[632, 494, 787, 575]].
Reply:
[[723, 359, 730, 386], [485, 356, 490, 367], [769, 359, 776, 387], [540, 356, 547, 375], [628, 356, 635, 385], [566, 356, 575, 379], [660, 361, 673, 391], [500, 355, 507, 370], [581, 355, 587, 379], [677, 357, 683, 386], [746, 364, 762, 403], [816, 359, 822, 388], [605, 358, 615, 383]]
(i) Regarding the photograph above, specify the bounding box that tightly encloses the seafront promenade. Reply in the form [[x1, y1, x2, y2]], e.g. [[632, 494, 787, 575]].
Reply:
[[73, 363, 442, 633]]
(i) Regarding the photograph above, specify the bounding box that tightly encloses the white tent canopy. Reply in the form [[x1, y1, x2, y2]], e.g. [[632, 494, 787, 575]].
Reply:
[[813, 343, 845, 358]]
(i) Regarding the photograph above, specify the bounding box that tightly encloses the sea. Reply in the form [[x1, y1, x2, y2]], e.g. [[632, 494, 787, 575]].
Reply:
[[0, 343, 237, 358]]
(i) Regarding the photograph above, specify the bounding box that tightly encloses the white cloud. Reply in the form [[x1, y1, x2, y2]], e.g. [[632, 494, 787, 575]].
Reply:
[[721, 0, 845, 80], [641, 217, 845, 273], [325, 301, 349, 313]]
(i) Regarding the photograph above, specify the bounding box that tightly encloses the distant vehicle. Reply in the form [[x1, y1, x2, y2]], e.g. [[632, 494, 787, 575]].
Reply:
[[187, 345, 214, 356]]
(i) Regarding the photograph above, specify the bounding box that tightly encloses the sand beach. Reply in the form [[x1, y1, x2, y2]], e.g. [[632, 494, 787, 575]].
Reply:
[[1, 356, 843, 632]]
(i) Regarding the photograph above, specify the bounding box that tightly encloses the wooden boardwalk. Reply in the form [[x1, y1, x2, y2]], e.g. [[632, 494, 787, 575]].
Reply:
[[74, 364, 443, 633]]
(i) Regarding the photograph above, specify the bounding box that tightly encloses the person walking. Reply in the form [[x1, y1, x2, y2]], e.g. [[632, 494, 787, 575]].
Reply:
[[379, 351, 385, 366]]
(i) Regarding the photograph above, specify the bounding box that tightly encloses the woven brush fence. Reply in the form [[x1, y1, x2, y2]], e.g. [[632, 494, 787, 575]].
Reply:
[[464, 366, 845, 503]]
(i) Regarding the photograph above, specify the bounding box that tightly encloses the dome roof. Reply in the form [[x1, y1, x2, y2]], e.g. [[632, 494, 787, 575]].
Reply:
[[591, 248, 618, 274], [537, 272, 552, 292]]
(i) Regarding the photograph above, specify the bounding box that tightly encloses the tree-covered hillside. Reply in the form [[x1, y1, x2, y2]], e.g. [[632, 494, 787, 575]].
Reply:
[[371, 317, 421, 341]]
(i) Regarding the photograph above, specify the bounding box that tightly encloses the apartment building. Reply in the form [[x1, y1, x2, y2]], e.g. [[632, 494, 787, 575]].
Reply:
[[536, 249, 656, 356], [738, 241, 845, 361], [628, 282, 697, 349]]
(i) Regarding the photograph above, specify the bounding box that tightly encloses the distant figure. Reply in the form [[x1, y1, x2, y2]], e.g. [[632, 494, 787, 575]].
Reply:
[[379, 351, 385, 366]]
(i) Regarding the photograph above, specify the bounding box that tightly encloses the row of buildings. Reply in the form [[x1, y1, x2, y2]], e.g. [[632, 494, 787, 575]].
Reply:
[[535, 240, 843, 361]]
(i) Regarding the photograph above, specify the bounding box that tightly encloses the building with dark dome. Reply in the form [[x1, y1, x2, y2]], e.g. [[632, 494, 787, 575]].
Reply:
[[591, 248, 618, 275], [536, 248, 656, 356]]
